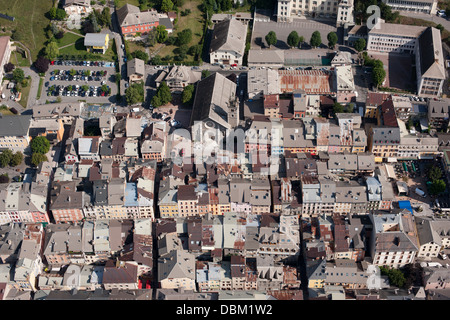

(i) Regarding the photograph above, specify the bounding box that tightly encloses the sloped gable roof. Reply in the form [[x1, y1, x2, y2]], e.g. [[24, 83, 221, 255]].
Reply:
[[210, 18, 246, 56]]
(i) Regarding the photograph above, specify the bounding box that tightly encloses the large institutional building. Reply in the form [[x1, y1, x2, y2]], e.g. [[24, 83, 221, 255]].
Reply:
[[276, 0, 355, 26], [366, 20, 445, 97], [381, 0, 438, 15]]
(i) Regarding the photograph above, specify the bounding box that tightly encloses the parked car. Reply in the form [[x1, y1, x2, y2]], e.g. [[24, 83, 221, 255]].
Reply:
[[415, 188, 426, 197], [170, 119, 181, 127]]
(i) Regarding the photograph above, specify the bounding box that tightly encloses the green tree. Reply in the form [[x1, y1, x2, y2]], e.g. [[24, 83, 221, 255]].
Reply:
[[31, 153, 48, 167], [161, 0, 174, 12], [132, 50, 149, 62], [354, 38, 366, 52], [174, 44, 189, 56], [327, 32, 338, 48], [372, 66, 386, 88], [201, 69, 210, 78], [100, 7, 111, 27], [182, 84, 195, 105], [156, 81, 172, 105], [101, 84, 110, 94], [333, 102, 344, 114], [345, 103, 355, 113], [143, 29, 157, 47], [152, 55, 163, 65], [125, 82, 145, 105], [156, 25, 168, 43], [151, 94, 162, 107], [44, 41, 60, 61], [177, 29, 192, 46], [188, 44, 202, 57], [0, 150, 13, 168], [30, 136, 50, 154], [12, 68, 25, 83], [82, 85, 89, 92], [428, 166, 443, 182], [379, 1, 399, 22], [310, 31, 322, 48], [287, 31, 300, 48], [380, 266, 406, 288], [55, 8, 67, 21], [48, 7, 57, 20], [221, 0, 232, 11], [265, 31, 277, 48], [9, 152, 23, 167], [373, 59, 384, 69], [429, 179, 446, 195]]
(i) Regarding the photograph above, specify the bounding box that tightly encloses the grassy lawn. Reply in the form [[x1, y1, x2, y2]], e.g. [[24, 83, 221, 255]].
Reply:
[[9, 51, 30, 67], [127, 40, 147, 54], [116, 0, 141, 8], [158, 0, 205, 60], [57, 32, 84, 48], [0, 106, 15, 116], [18, 82, 31, 109], [0, 0, 53, 61], [59, 38, 117, 61], [36, 77, 44, 100]]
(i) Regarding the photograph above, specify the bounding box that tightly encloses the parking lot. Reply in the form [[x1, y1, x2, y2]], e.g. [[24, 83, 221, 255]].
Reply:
[[394, 159, 449, 212], [151, 98, 191, 130], [41, 60, 118, 104]]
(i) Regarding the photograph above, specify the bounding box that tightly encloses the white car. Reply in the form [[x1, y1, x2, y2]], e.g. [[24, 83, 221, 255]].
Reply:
[[170, 119, 181, 127]]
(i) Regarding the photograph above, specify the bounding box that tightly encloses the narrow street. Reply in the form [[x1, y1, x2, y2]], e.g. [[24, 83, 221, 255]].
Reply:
[[110, 8, 127, 103], [298, 217, 309, 300]]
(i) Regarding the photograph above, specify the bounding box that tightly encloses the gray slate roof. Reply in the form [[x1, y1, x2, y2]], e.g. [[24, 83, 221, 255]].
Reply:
[[0, 115, 31, 137], [84, 33, 108, 47], [210, 18, 246, 56]]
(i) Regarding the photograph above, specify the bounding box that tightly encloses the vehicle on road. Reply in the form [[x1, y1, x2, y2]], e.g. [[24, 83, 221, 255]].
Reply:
[[415, 188, 426, 198]]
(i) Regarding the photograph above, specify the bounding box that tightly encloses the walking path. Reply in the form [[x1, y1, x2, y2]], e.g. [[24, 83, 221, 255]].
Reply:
[[23, 67, 41, 108]]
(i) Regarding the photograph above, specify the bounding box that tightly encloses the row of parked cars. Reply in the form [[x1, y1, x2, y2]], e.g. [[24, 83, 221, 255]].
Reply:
[[47, 84, 111, 97], [49, 69, 107, 82], [151, 112, 181, 127], [51, 60, 115, 68]]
